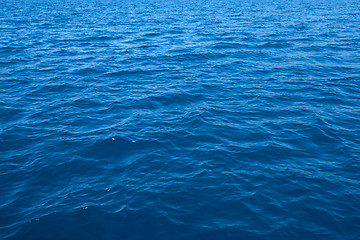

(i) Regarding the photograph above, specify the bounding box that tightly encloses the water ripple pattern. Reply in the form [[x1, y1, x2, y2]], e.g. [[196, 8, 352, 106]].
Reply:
[[1, 0, 360, 239]]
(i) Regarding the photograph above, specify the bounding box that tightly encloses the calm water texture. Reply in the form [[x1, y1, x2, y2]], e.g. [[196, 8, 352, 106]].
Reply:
[[1, 0, 360, 239]]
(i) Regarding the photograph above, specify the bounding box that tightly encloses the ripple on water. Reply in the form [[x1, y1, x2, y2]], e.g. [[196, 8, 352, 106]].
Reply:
[[1, 0, 360, 239]]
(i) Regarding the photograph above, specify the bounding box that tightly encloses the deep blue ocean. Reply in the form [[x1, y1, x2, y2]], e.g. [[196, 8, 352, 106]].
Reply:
[[1, 0, 360, 239]]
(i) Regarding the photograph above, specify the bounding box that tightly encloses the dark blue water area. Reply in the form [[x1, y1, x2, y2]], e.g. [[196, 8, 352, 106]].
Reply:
[[1, 0, 360, 239]]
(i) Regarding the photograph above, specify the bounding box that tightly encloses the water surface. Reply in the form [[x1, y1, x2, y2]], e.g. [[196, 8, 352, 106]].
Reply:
[[1, 0, 360, 239]]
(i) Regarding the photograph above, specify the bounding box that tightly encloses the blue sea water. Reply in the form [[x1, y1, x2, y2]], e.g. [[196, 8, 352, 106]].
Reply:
[[1, 0, 360, 239]]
